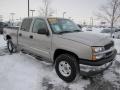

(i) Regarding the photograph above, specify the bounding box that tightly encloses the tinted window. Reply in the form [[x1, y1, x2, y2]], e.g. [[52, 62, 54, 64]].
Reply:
[[32, 19, 47, 33], [21, 18, 32, 32]]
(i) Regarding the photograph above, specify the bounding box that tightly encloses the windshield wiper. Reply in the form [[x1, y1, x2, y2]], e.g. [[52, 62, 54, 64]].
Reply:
[[57, 31, 72, 34], [73, 30, 81, 32], [56, 30, 81, 34]]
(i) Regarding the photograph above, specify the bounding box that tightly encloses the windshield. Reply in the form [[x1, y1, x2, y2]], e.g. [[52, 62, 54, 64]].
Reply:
[[48, 18, 81, 34]]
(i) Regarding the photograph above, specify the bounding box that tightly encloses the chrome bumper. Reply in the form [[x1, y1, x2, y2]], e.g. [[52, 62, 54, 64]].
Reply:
[[80, 61, 113, 76]]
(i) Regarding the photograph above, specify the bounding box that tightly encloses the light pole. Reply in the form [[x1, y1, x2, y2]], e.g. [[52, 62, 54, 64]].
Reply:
[[28, 0, 30, 17], [63, 12, 66, 18], [30, 10, 35, 17], [10, 13, 15, 26], [89, 17, 93, 28]]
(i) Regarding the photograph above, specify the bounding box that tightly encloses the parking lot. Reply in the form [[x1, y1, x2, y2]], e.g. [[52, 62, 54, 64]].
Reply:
[[0, 35, 120, 90]]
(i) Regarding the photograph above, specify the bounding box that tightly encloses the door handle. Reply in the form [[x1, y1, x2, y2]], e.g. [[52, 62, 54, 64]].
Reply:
[[29, 35, 33, 39], [19, 33, 22, 36]]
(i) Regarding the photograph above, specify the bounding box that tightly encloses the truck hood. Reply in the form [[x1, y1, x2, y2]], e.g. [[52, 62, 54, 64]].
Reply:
[[59, 32, 112, 46]]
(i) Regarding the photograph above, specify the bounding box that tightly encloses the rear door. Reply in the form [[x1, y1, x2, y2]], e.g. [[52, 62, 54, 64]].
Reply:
[[18, 18, 33, 50]]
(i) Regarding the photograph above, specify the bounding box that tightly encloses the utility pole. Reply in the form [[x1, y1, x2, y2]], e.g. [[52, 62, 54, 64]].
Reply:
[[63, 12, 66, 18], [30, 10, 35, 17], [91, 17, 93, 27], [90, 17, 93, 28], [28, 0, 30, 17]]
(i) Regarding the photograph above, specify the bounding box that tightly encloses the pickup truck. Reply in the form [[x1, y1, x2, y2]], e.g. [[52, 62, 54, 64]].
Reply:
[[4, 17, 117, 82]]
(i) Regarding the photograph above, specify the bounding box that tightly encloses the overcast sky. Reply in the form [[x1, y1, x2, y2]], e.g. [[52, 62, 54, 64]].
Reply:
[[0, 0, 107, 23]]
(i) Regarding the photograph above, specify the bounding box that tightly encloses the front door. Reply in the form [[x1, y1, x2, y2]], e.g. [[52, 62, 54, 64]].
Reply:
[[29, 19, 51, 59]]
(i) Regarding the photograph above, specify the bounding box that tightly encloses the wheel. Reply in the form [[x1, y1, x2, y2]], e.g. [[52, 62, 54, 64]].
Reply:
[[55, 54, 80, 82], [7, 40, 14, 53]]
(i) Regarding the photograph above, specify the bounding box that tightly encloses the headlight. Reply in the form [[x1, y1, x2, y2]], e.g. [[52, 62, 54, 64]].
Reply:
[[91, 47, 105, 60], [92, 47, 104, 53]]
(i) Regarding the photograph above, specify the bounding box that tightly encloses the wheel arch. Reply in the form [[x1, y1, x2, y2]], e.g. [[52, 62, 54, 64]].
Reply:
[[6, 35, 12, 40], [53, 49, 79, 63]]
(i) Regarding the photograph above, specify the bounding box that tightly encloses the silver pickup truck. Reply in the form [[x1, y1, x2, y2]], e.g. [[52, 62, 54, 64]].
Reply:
[[4, 17, 117, 82]]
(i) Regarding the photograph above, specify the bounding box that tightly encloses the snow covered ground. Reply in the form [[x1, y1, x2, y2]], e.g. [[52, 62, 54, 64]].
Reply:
[[0, 34, 120, 90], [0, 53, 90, 90]]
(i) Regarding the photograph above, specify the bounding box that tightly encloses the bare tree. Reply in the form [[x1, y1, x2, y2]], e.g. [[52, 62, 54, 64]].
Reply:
[[97, 0, 120, 36], [39, 0, 54, 17]]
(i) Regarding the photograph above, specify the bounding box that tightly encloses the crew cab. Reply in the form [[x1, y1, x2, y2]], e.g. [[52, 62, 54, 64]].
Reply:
[[3, 17, 117, 82]]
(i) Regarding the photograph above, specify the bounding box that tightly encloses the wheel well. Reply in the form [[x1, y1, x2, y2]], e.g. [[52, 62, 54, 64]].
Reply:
[[54, 49, 78, 62], [6, 35, 11, 40]]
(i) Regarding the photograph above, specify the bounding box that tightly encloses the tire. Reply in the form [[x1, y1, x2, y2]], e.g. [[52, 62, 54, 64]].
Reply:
[[55, 54, 80, 82], [7, 40, 14, 53]]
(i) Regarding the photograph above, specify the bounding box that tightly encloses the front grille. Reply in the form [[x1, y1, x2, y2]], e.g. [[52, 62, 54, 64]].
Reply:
[[104, 41, 114, 58], [106, 51, 113, 58], [106, 51, 112, 55], [104, 41, 114, 50]]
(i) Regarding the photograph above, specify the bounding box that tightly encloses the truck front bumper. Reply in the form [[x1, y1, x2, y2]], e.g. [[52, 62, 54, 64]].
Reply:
[[79, 49, 117, 76]]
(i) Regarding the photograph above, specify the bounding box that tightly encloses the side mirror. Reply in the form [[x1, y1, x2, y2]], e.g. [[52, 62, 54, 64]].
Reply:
[[37, 28, 49, 36]]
